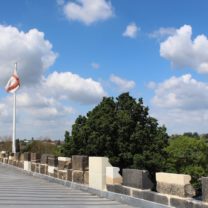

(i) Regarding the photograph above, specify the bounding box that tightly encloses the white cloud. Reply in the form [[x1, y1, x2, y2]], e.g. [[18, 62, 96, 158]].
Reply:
[[160, 25, 208, 73], [44, 71, 106, 104], [123, 23, 139, 38], [63, 0, 114, 25], [149, 27, 176, 40], [0, 25, 57, 87], [91, 62, 100, 69], [150, 74, 208, 134], [110, 74, 135, 92], [57, 0, 65, 6]]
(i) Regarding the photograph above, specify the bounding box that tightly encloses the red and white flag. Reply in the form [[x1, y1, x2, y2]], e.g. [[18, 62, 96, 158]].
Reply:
[[5, 68, 20, 93]]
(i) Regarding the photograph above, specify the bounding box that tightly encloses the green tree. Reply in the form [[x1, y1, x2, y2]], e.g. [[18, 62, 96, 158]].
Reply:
[[165, 136, 208, 193], [63, 92, 169, 181]]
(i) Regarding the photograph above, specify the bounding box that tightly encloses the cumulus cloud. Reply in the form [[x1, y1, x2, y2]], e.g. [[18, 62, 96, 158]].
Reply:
[[149, 74, 208, 134], [44, 71, 107, 104], [110, 74, 135, 92], [149, 27, 176, 40], [160, 25, 208, 73], [63, 0, 114, 25], [123, 23, 139, 38], [0, 71, 106, 138], [0, 25, 57, 87]]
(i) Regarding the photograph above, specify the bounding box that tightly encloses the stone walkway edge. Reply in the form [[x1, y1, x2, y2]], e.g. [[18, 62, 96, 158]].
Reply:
[[0, 162, 170, 208]]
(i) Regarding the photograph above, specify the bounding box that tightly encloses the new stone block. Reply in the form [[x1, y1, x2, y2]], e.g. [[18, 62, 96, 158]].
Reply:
[[132, 190, 169, 205], [106, 167, 122, 185], [48, 165, 56, 174], [58, 157, 72, 170], [202, 177, 208, 202], [122, 169, 153, 190], [84, 171, 89, 185], [48, 156, 58, 167], [72, 170, 84, 184], [24, 161, 31, 171], [31, 153, 41, 162], [72, 155, 88, 171], [24, 152, 31, 161], [89, 157, 112, 190], [156, 172, 195, 197], [106, 185, 131, 195]]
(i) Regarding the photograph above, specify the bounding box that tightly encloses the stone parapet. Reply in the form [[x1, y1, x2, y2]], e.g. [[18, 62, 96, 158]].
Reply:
[[122, 169, 153, 190], [106, 167, 122, 185], [72, 155, 88, 171], [156, 172, 195, 197]]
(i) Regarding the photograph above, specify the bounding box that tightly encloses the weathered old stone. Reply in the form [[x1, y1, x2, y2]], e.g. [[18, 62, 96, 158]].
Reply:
[[72, 155, 88, 171], [58, 170, 67, 180], [54, 169, 58, 178], [72, 170, 84, 184], [40, 164, 48, 174], [41, 154, 52, 164], [106, 185, 131, 195], [24, 152, 31, 161], [18, 161, 24, 168], [202, 177, 208, 202], [122, 169, 153, 190], [67, 169, 73, 181], [31, 163, 36, 172], [31, 153, 41, 162], [157, 182, 195, 198], [132, 190, 168, 205], [156, 172, 195, 197], [84, 171, 89, 184], [58, 157, 72, 170], [48, 156, 58, 167]]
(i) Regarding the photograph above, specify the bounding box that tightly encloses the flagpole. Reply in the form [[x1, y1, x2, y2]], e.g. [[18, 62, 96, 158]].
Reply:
[[12, 63, 17, 153]]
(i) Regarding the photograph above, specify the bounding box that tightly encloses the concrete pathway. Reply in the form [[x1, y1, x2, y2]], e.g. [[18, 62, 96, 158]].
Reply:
[[0, 164, 134, 208]]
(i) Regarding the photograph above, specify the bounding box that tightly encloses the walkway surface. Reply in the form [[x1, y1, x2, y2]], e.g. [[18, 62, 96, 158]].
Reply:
[[0, 164, 134, 208]]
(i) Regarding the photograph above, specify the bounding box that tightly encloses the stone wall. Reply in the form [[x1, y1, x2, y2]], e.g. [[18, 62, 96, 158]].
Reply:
[[1, 150, 208, 208]]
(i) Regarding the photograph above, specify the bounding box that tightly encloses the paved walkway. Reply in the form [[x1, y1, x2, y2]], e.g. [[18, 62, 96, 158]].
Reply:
[[0, 164, 133, 208]]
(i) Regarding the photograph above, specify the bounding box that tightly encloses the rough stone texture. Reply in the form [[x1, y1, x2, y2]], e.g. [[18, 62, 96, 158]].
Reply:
[[84, 171, 89, 185], [170, 198, 190, 208], [132, 190, 169, 205], [31, 163, 36, 172], [122, 169, 153, 190], [202, 177, 208, 202], [106, 185, 131, 196], [72, 155, 88, 171], [48, 156, 58, 167], [72, 170, 84, 184], [40, 164, 48, 174], [58, 170, 67, 180], [58, 160, 72, 170], [157, 182, 195, 197], [67, 169, 73, 181], [54, 169, 58, 178], [41, 154, 52, 164], [18, 161, 24, 168], [31, 153, 41, 162], [24, 152, 31, 161]]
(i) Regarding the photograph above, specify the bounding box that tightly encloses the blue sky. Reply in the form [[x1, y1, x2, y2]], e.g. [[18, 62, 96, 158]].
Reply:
[[1, 0, 208, 139]]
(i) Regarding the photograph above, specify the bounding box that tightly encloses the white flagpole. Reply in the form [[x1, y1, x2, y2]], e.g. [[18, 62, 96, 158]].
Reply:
[[12, 63, 17, 153]]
